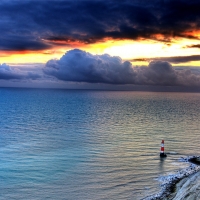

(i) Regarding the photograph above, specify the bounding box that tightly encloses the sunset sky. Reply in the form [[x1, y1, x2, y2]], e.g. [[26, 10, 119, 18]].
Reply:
[[1, 0, 200, 90]]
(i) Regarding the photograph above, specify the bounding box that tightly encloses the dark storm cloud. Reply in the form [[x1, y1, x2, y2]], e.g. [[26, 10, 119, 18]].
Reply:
[[43, 49, 200, 87], [154, 55, 200, 63], [1, 0, 200, 51], [131, 55, 200, 64], [186, 44, 200, 48], [0, 36, 50, 51], [0, 63, 41, 80]]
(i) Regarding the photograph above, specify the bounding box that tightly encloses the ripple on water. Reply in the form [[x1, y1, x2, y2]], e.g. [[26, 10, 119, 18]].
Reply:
[[0, 89, 200, 199]]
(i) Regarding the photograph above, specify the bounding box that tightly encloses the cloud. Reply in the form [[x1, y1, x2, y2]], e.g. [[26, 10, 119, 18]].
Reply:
[[0, 36, 51, 51], [134, 61, 178, 86], [186, 44, 200, 48], [135, 61, 200, 87], [1, 50, 200, 89], [0, 63, 41, 80], [1, 0, 200, 51], [44, 49, 200, 87], [131, 55, 200, 64], [44, 49, 136, 84]]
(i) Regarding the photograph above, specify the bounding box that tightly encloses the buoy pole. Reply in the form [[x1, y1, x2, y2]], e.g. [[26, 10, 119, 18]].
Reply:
[[160, 140, 167, 157]]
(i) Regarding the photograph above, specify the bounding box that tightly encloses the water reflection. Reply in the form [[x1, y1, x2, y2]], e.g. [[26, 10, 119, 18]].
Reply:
[[159, 156, 167, 172]]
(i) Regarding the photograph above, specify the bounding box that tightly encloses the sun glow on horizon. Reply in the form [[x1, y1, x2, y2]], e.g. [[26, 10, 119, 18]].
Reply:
[[1, 37, 200, 67]]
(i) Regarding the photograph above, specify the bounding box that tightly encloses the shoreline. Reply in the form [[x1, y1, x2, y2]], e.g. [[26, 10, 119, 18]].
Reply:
[[143, 156, 200, 200], [168, 170, 200, 200]]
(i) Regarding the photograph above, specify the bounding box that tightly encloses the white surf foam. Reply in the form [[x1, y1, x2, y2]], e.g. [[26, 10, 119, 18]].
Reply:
[[143, 156, 200, 200]]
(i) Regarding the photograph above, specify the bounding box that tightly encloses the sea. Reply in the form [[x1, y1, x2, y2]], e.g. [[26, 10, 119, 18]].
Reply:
[[0, 88, 200, 200]]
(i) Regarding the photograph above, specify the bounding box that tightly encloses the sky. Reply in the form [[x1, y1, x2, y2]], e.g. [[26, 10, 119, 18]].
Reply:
[[1, 0, 200, 90]]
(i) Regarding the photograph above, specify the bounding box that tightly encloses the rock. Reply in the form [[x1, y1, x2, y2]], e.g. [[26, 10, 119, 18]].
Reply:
[[171, 171, 200, 200]]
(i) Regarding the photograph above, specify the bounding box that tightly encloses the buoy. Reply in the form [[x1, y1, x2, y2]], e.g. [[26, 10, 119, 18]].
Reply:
[[160, 140, 167, 157]]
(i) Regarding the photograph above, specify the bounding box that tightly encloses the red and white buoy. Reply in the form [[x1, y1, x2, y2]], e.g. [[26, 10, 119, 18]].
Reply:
[[160, 140, 167, 157]]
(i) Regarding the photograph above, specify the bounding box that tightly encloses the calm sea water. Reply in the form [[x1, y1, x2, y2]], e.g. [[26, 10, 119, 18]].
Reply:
[[0, 88, 200, 199]]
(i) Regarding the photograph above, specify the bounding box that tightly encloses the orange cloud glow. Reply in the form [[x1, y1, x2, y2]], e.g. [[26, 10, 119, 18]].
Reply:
[[1, 36, 200, 67]]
